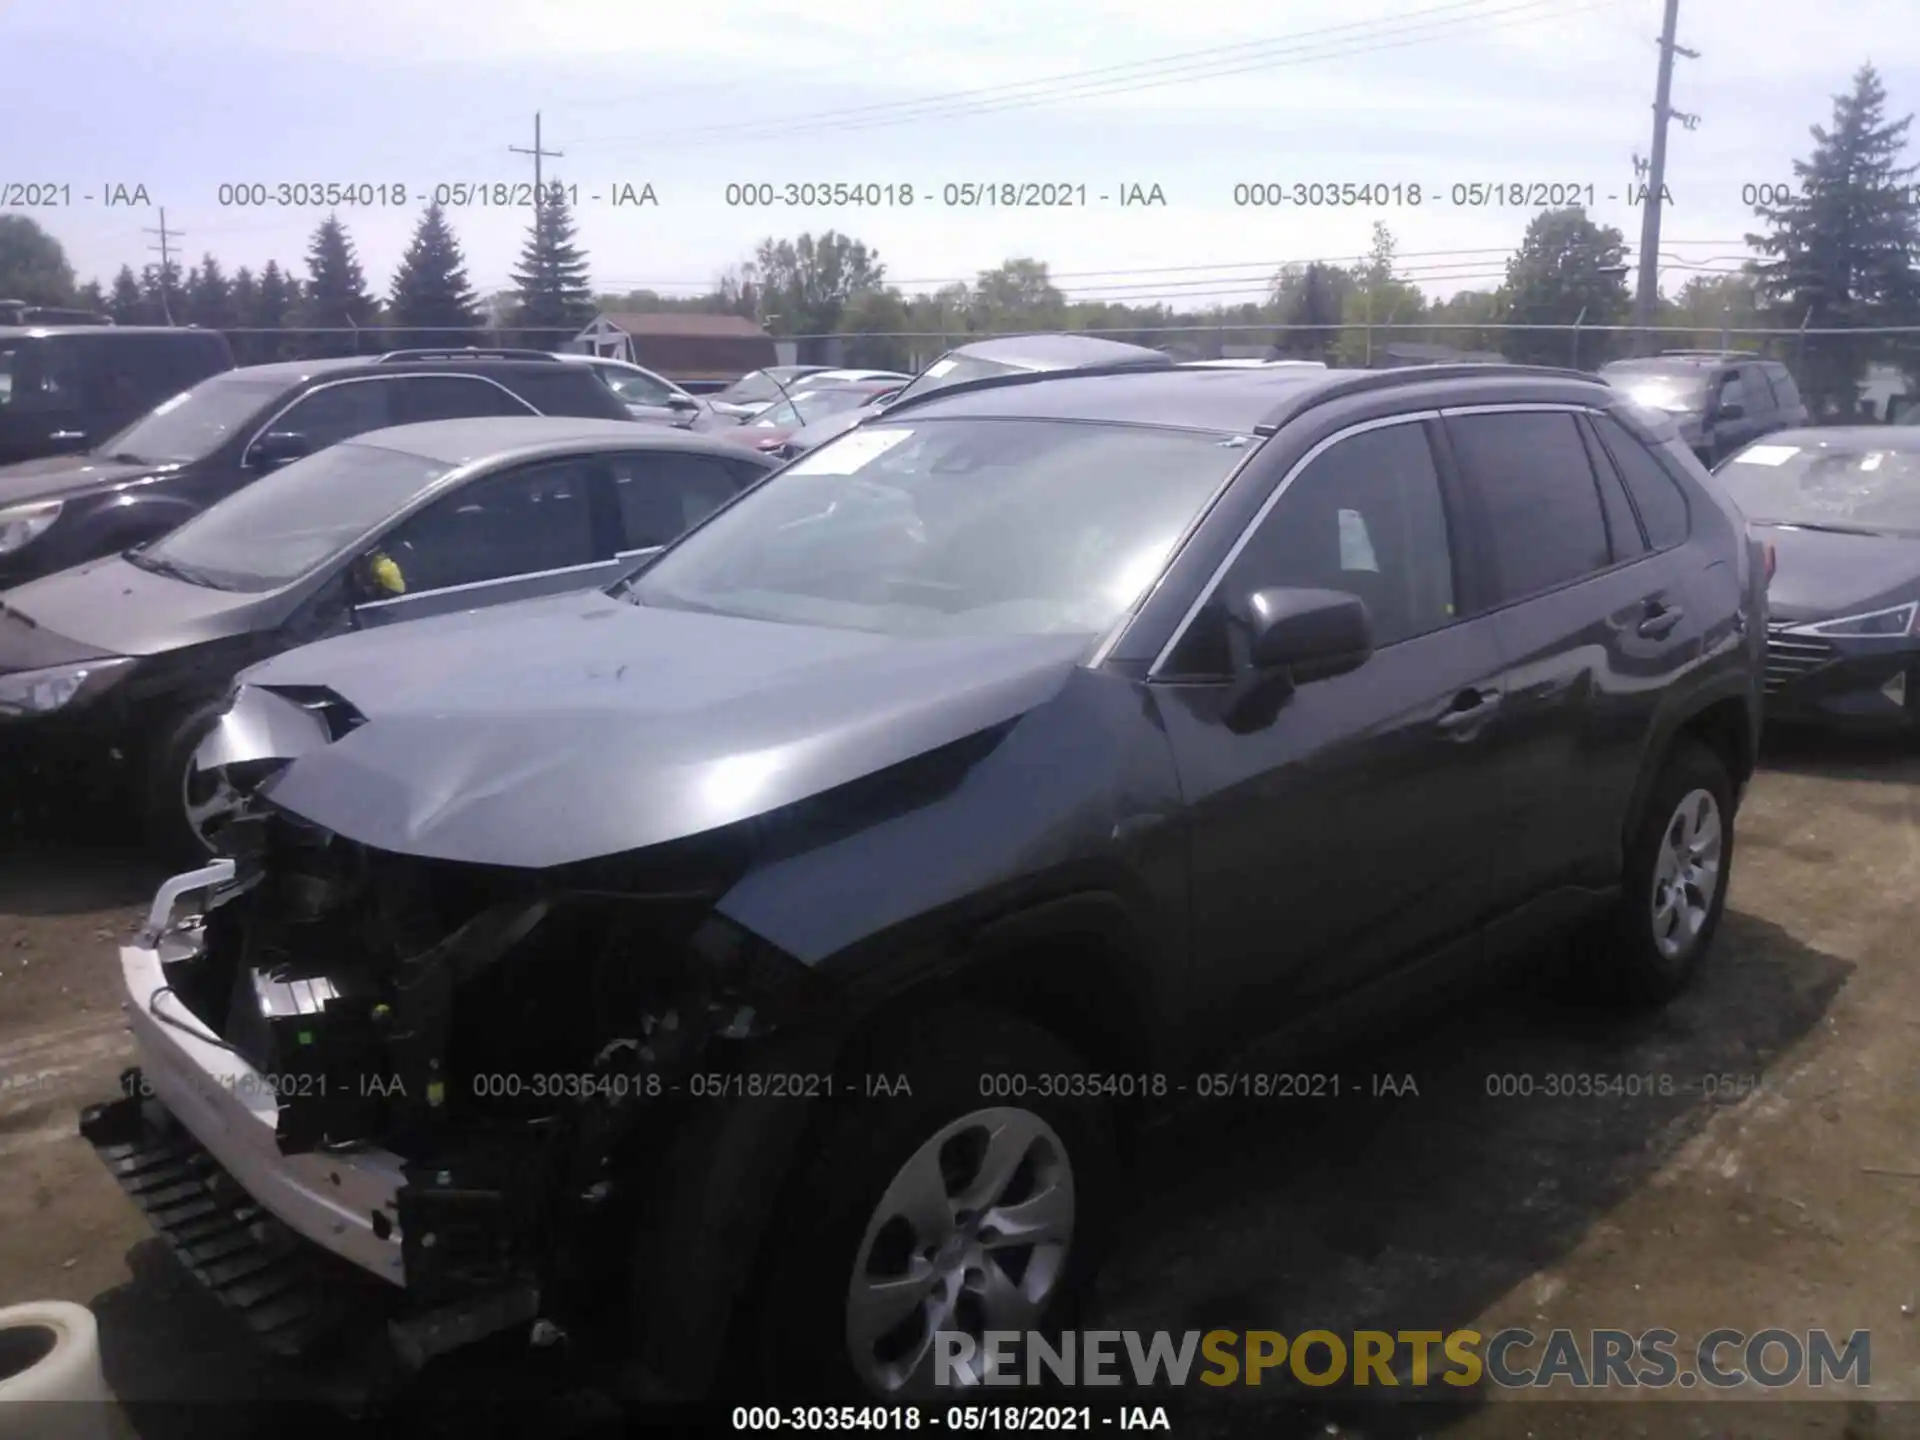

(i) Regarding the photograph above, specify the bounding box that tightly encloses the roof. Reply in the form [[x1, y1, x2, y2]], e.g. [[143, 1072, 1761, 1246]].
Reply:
[[881, 362, 1616, 434], [340, 415, 770, 467], [593, 312, 771, 339], [939, 333, 1169, 368], [1603, 354, 1769, 374]]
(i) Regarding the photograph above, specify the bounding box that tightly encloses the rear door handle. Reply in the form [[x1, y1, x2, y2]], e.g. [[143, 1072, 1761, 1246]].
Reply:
[[1639, 602, 1684, 639], [1436, 687, 1502, 731]]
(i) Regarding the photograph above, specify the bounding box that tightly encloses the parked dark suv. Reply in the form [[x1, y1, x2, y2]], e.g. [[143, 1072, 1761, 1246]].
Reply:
[[1599, 350, 1808, 467], [82, 362, 1765, 1408], [0, 325, 233, 467], [0, 348, 632, 589]]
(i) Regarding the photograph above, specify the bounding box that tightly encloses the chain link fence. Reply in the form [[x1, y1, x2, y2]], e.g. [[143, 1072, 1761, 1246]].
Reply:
[[207, 321, 1920, 421]]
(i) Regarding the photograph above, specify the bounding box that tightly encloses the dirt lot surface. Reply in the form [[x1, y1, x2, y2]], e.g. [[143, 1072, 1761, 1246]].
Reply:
[[2, 732, 1918, 1438]]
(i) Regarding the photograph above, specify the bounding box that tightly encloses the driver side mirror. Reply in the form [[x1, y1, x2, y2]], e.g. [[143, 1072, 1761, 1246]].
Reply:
[[666, 395, 700, 412], [247, 430, 311, 470], [1223, 587, 1373, 731], [1716, 400, 1745, 421]]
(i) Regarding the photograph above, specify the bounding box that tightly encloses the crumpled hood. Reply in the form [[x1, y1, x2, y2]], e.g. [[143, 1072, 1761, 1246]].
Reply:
[[1759, 523, 1920, 623], [0, 454, 157, 509], [247, 591, 1091, 868]]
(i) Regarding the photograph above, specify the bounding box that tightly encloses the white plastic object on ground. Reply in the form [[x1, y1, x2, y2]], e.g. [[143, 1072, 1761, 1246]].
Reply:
[[0, 1300, 113, 1439]]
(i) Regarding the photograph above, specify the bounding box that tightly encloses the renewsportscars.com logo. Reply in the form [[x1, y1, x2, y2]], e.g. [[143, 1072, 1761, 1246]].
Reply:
[[933, 1328, 1872, 1390]]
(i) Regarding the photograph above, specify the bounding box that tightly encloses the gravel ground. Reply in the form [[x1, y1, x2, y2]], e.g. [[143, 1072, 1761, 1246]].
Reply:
[[2, 731, 1917, 1438]]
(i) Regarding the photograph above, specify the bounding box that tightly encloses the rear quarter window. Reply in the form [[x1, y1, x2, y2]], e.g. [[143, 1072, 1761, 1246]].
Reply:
[[1589, 411, 1691, 550]]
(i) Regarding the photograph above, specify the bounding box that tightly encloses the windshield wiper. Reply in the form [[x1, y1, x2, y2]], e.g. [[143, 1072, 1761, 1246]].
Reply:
[[103, 451, 154, 465], [124, 549, 233, 589]]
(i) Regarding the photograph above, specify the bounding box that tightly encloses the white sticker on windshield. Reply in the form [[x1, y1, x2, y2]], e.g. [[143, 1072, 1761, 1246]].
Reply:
[[1732, 445, 1799, 466], [786, 427, 914, 475], [1338, 509, 1379, 572], [1860, 452, 1885, 471], [924, 358, 958, 377]]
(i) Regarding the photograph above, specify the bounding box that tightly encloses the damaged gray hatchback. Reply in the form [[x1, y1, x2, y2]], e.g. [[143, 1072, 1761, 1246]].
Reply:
[[80, 360, 1764, 1405]]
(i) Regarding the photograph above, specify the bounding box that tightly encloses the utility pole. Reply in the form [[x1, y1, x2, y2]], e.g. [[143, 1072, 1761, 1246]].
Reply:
[[142, 208, 182, 325], [509, 112, 565, 249], [1631, 0, 1700, 354]]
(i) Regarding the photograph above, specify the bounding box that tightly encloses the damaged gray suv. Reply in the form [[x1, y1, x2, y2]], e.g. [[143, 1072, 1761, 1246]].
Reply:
[[81, 360, 1765, 1406]]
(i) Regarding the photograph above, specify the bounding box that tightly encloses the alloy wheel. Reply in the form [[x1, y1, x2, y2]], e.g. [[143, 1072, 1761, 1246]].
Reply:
[[1650, 787, 1723, 960], [844, 1107, 1075, 1396]]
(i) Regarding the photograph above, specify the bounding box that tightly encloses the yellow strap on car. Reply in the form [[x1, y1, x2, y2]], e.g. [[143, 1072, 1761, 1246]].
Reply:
[[369, 552, 406, 595]]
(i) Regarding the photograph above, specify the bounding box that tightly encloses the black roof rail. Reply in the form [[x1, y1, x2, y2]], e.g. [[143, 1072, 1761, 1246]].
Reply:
[[875, 354, 1178, 418], [1253, 362, 1611, 434], [1655, 348, 1757, 358], [373, 347, 560, 364]]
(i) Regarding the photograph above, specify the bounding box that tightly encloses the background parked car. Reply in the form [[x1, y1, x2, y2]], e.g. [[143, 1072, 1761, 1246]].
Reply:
[[707, 364, 837, 420], [0, 325, 233, 466], [1599, 351, 1808, 467], [1716, 426, 1920, 731], [720, 380, 905, 454], [768, 337, 1181, 463], [880, 332, 1174, 410], [0, 348, 633, 590], [0, 415, 777, 858], [555, 352, 726, 430]]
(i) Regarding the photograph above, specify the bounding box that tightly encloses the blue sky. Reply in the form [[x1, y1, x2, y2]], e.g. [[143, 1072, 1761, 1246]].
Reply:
[[4, 0, 1917, 307]]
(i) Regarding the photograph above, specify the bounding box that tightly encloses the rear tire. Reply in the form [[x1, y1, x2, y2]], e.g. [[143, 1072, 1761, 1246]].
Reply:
[[1591, 741, 1735, 1006], [738, 1006, 1118, 1401]]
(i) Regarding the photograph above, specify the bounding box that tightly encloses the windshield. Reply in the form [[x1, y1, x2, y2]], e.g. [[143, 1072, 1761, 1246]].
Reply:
[[887, 354, 1027, 407], [1718, 440, 1920, 534], [137, 440, 453, 591], [749, 388, 877, 429], [97, 371, 291, 464], [626, 418, 1252, 637], [1599, 362, 1711, 413]]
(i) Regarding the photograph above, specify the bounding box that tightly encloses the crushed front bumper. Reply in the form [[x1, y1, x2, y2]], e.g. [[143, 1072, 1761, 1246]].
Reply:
[[100, 908, 412, 1284]]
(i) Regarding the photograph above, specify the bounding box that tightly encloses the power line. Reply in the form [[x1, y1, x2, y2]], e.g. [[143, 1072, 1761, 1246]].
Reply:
[[598, 0, 1617, 151]]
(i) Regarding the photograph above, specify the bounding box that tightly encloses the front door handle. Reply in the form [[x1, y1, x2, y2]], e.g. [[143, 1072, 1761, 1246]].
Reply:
[[1436, 687, 1502, 731], [1639, 602, 1684, 639]]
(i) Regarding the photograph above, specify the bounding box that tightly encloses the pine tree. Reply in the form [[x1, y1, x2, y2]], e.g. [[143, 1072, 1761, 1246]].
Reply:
[[300, 213, 377, 356], [139, 261, 182, 324], [75, 279, 106, 316], [187, 253, 236, 333], [1748, 64, 1920, 416], [229, 267, 259, 362], [254, 261, 298, 360], [107, 266, 142, 324], [509, 188, 594, 347], [389, 203, 481, 348]]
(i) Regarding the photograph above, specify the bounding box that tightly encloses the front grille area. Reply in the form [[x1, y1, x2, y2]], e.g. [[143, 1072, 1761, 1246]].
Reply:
[[80, 1079, 386, 1358], [1765, 626, 1837, 695]]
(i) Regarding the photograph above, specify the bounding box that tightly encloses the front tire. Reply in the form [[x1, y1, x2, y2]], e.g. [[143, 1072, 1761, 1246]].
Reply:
[[740, 1007, 1118, 1401], [1597, 741, 1735, 1005], [140, 700, 236, 865]]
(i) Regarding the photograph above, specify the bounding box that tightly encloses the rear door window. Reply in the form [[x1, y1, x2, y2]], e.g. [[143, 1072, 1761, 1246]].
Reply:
[[395, 375, 536, 423], [1446, 410, 1613, 603], [610, 450, 748, 550]]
